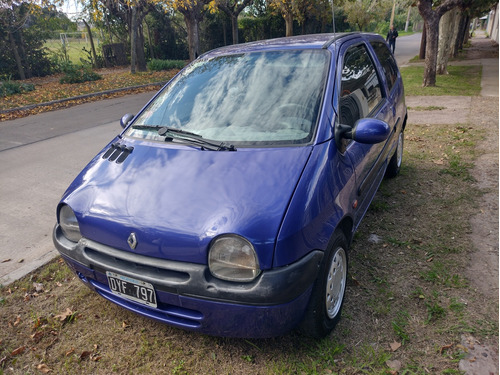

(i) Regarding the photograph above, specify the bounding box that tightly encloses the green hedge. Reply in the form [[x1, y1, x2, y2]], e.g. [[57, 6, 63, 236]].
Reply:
[[0, 79, 35, 97], [147, 59, 186, 72], [59, 63, 102, 84]]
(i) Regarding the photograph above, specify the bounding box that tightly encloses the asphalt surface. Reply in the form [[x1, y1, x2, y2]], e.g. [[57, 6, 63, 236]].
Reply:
[[0, 33, 497, 285]]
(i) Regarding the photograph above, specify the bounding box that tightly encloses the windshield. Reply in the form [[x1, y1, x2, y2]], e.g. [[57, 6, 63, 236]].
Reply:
[[126, 50, 329, 146]]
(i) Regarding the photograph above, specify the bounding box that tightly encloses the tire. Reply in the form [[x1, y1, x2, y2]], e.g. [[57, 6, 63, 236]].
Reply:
[[299, 231, 348, 338], [386, 130, 404, 178]]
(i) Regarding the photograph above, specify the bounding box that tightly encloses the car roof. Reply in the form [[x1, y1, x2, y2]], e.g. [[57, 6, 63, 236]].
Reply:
[[199, 32, 383, 59]]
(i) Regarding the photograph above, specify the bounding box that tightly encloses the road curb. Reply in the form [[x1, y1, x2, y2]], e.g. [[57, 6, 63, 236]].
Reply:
[[0, 81, 167, 115]]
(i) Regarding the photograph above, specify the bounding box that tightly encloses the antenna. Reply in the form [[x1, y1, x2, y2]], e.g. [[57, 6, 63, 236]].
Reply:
[[331, 0, 336, 36]]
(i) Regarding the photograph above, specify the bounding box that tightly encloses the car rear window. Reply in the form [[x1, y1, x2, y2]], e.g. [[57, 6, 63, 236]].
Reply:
[[127, 50, 330, 146]]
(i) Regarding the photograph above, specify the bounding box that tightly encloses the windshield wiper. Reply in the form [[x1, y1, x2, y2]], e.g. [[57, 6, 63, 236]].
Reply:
[[158, 126, 236, 151]]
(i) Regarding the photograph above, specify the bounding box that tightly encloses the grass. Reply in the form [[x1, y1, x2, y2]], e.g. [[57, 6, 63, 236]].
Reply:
[[400, 65, 482, 96], [45, 39, 94, 65]]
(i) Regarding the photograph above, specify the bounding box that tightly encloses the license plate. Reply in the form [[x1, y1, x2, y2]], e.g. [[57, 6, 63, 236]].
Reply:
[[106, 271, 157, 308]]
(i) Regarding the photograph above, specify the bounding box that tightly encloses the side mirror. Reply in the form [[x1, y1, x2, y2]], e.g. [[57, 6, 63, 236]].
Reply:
[[338, 118, 391, 145], [120, 113, 135, 129]]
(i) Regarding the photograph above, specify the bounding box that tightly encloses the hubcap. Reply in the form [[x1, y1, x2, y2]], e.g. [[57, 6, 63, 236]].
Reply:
[[325, 247, 347, 319]]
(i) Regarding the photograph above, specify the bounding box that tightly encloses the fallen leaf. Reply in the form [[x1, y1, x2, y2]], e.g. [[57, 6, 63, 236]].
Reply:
[[386, 359, 402, 372], [54, 308, 73, 322], [37, 364, 51, 373], [122, 321, 130, 329], [33, 283, 44, 293], [65, 348, 75, 357], [13, 315, 22, 327], [31, 331, 44, 342], [11, 346, 26, 356], [18, 259, 24, 263], [80, 351, 92, 360], [390, 341, 401, 351], [1, 259, 11, 263]]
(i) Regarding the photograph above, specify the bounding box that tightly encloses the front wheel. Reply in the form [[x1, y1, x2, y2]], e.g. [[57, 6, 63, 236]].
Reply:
[[386, 130, 404, 178], [299, 231, 348, 338]]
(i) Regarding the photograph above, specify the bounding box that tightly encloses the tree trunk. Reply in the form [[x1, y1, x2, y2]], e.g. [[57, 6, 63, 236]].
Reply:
[[83, 19, 98, 68], [449, 9, 461, 58], [423, 16, 439, 86], [463, 15, 471, 45], [437, 9, 456, 75], [8, 31, 25, 80], [405, 6, 411, 32], [458, 15, 470, 52], [417, 0, 463, 87], [184, 13, 200, 61], [284, 12, 293, 37], [231, 15, 239, 44], [17, 31, 32, 78], [419, 23, 427, 60], [130, 6, 137, 74], [136, 21, 147, 72]]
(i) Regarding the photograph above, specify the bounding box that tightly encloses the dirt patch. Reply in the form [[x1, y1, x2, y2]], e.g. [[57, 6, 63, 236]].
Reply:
[[407, 96, 472, 124], [467, 96, 499, 300]]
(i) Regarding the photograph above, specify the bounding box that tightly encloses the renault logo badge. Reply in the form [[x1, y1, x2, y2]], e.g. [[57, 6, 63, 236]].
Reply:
[[127, 233, 138, 250]]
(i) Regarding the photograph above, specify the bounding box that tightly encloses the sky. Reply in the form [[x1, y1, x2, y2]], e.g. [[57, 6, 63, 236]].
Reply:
[[61, 0, 82, 19]]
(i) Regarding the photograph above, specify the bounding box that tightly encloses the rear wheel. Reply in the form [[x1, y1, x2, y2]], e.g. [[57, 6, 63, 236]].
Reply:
[[386, 130, 404, 178], [300, 231, 348, 338]]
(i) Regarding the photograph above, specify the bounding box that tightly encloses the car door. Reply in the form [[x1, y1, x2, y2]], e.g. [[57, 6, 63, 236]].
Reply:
[[335, 40, 395, 229]]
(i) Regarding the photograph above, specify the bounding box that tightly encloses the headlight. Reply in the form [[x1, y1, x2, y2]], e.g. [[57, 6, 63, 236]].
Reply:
[[59, 205, 82, 242], [208, 235, 261, 282]]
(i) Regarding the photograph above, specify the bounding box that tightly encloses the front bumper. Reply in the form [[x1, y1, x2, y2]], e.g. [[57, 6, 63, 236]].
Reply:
[[53, 224, 323, 337]]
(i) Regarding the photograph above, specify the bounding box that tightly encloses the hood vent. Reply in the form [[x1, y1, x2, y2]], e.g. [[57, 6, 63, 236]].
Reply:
[[102, 142, 134, 164]]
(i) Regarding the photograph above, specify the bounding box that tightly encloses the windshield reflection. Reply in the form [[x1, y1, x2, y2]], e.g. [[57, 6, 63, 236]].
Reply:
[[128, 50, 329, 146]]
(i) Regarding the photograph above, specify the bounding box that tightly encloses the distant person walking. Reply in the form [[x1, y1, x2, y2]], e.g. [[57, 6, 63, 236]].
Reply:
[[386, 25, 398, 54]]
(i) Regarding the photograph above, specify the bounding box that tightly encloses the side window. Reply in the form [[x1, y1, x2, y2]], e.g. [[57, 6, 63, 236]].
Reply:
[[370, 41, 399, 92], [339, 44, 383, 129]]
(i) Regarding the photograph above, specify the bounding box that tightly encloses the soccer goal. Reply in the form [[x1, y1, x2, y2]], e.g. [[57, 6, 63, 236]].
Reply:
[[59, 32, 88, 46]]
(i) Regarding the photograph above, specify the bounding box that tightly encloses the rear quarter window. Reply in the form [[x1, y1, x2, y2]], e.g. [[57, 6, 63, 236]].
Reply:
[[370, 41, 399, 92]]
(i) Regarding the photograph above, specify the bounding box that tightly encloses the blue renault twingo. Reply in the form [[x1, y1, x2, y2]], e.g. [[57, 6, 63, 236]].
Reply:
[[53, 32, 406, 338]]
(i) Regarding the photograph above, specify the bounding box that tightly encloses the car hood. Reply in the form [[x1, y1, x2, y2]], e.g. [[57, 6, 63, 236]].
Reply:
[[61, 139, 312, 269]]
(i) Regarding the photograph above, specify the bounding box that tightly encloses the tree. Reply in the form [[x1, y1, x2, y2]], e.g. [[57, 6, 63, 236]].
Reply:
[[418, 0, 498, 85], [436, 7, 459, 75], [268, 0, 329, 37], [343, 0, 392, 31], [171, 0, 210, 60], [0, 1, 54, 79], [268, 0, 294, 36], [209, 0, 253, 44], [416, 0, 462, 87], [84, 0, 151, 72]]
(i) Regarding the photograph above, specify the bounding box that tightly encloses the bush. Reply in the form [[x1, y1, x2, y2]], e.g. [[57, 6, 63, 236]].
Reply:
[[59, 62, 102, 84], [0, 78, 35, 97], [147, 59, 186, 72]]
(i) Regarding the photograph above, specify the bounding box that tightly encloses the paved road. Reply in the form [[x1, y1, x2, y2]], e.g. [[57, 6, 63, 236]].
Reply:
[[0, 35, 423, 285], [393, 33, 422, 66], [0, 92, 155, 284]]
